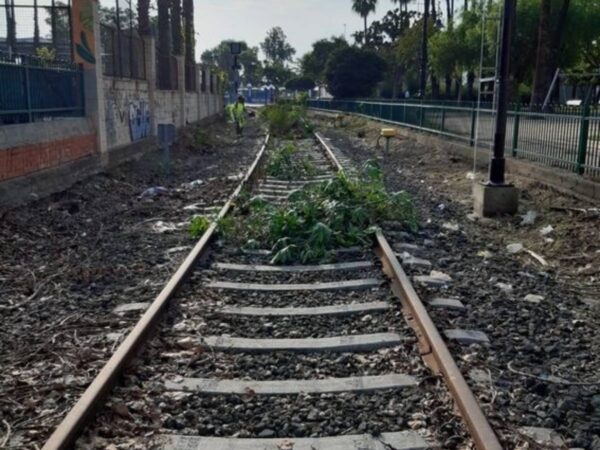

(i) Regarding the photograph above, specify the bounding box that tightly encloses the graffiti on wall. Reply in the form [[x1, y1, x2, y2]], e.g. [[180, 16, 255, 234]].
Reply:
[[105, 87, 152, 148], [72, 0, 96, 66], [128, 101, 151, 141]]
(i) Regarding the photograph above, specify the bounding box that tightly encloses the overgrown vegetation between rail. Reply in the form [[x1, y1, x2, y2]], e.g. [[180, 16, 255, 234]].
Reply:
[[261, 101, 314, 138], [191, 160, 418, 264]]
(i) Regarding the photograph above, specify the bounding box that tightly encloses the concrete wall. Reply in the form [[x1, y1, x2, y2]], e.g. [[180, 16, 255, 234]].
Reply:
[[0, 1, 223, 208], [0, 118, 96, 182], [104, 78, 152, 149]]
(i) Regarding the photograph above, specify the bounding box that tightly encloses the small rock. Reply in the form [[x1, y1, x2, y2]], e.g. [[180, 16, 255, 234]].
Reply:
[[496, 282, 513, 292], [524, 294, 544, 304], [507, 243, 524, 254], [442, 222, 460, 232], [258, 428, 276, 438]]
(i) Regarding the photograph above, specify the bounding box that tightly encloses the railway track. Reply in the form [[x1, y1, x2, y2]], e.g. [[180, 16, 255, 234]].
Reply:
[[42, 132, 503, 450]]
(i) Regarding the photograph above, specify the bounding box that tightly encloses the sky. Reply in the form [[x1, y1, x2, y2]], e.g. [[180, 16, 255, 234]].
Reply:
[[194, 0, 421, 60]]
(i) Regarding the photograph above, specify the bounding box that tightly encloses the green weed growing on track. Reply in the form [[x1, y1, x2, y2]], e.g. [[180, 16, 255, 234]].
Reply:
[[266, 142, 318, 180], [189, 216, 211, 238], [261, 101, 314, 138], [221, 160, 418, 264]]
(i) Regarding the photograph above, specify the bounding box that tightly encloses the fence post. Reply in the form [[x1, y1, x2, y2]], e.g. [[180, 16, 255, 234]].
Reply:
[[24, 65, 33, 123], [469, 107, 477, 146], [576, 103, 590, 175], [143, 35, 157, 136], [440, 107, 446, 133], [175, 55, 185, 127], [419, 103, 424, 127], [511, 104, 520, 157]]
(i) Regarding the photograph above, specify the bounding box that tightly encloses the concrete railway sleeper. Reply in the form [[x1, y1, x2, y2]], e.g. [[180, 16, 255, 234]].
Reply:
[[42, 131, 502, 450]]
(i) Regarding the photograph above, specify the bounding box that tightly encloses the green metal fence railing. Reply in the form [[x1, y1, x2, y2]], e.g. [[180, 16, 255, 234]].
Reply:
[[309, 99, 600, 180], [0, 51, 85, 125]]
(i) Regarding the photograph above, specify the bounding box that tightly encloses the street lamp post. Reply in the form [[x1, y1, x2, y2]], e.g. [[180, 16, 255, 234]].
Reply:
[[229, 42, 242, 102], [473, 0, 519, 217]]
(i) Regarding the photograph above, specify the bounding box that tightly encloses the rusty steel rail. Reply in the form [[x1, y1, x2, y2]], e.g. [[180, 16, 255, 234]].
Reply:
[[315, 131, 503, 450], [374, 232, 503, 450], [42, 134, 270, 450], [315, 132, 344, 173]]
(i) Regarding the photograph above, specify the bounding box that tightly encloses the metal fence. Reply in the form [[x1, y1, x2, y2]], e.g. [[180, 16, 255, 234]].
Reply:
[[0, 51, 84, 124], [309, 99, 600, 180], [100, 24, 145, 79], [0, 0, 73, 62], [100, 0, 146, 80]]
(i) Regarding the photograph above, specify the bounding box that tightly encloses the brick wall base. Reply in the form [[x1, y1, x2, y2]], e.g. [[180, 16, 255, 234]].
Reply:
[[0, 133, 97, 182]]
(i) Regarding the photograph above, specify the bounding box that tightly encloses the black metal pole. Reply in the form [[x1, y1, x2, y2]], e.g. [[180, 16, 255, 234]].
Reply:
[[489, 0, 515, 185]]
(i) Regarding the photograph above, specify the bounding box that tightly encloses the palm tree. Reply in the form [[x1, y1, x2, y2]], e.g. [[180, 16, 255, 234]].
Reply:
[[183, 0, 194, 62], [157, 0, 171, 88], [171, 0, 183, 56], [137, 0, 150, 35], [351, 0, 378, 45]]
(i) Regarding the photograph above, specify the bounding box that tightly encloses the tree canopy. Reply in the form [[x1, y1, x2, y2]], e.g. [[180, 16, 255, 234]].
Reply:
[[325, 47, 387, 98]]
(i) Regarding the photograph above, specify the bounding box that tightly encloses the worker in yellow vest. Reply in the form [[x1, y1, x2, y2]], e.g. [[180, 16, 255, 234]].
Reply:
[[231, 95, 247, 136]]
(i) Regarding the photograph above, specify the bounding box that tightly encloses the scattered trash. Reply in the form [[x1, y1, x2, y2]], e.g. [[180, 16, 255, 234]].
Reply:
[[524, 249, 549, 266], [520, 210, 538, 226], [524, 294, 544, 304], [181, 179, 204, 189], [139, 186, 169, 198], [151, 221, 178, 233], [477, 250, 493, 259], [437, 203, 446, 211], [466, 213, 479, 222], [506, 243, 524, 254], [496, 282, 513, 292], [539, 225, 554, 236], [466, 171, 476, 180], [442, 222, 460, 232]]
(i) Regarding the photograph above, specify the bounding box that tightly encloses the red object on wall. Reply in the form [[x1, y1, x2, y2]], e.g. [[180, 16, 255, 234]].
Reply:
[[0, 133, 97, 182]]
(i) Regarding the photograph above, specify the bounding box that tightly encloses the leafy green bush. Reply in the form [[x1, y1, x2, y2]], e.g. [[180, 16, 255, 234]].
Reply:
[[222, 160, 418, 263], [261, 102, 314, 138], [189, 216, 211, 238], [266, 143, 317, 180]]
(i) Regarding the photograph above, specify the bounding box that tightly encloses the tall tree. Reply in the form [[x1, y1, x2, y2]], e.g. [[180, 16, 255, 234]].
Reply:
[[171, 0, 183, 56], [301, 37, 348, 85], [33, 0, 40, 49], [137, 0, 150, 35], [351, 0, 378, 45], [183, 0, 194, 62], [530, 0, 571, 105], [157, 0, 172, 88], [419, 0, 430, 97], [261, 26, 296, 65]]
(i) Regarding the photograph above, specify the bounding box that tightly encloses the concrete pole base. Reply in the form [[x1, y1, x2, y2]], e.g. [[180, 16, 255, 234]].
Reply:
[[473, 182, 519, 217]]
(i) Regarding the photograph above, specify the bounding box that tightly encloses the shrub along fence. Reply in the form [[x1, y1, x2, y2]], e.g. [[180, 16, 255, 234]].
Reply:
[[309, 99, 600, 180]]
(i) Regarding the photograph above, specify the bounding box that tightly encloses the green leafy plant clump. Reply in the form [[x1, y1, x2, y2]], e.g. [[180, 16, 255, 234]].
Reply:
[[221, 160, 418, 264], [266, 142, 317, 181], [261, 102, 314, 138], [189, 216, 211, 238]]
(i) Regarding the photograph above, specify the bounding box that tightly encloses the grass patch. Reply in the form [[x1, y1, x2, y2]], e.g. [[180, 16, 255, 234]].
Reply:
[[221, 160, 418, 263], [189, 216, 211, 238], [266, 142, 318, 180], [261, 102, 314, 138]]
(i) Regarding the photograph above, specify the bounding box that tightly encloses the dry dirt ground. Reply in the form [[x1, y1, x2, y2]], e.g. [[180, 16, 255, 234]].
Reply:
[[0, 118, 265, 449], [313, 111, 600, 450]]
